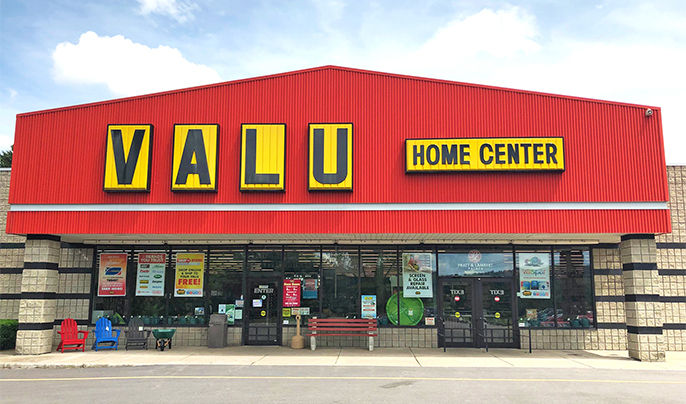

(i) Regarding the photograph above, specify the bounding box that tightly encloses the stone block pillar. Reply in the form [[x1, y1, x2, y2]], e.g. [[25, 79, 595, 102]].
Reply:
[[15, 235, 61, 355], [621, 234, 665, 362]]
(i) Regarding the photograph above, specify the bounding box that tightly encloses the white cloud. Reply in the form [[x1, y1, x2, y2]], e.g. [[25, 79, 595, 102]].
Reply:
[[418, 7, 540, 60], [366, 6, 686, 164], [606, 2, 686, 39], [372, 7, 543, 86], [52, 31, 221, 96], [137, 0, 197, 23]]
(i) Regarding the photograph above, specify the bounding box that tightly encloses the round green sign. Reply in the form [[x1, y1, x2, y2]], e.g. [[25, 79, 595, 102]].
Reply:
[[385, 292, 424, 326]]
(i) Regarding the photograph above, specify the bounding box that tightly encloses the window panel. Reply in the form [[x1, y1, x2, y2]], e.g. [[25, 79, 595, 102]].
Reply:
[[438, 248, 513, 277], [554, 248, 593, 328], [247, 248, 282, 273], [360, 248, 398, 326], [91, 249, 130, 325], [166, 248, 208, 325], [207, 248, 244, 326], [516, 249, 555, 328], [400, 249, 437, 326], [322, 247, 359, 318], [130, 248, 168, 325], [284, 247, 321, 321]]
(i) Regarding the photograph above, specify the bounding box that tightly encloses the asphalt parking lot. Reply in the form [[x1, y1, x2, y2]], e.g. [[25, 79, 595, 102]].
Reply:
[[2, 364, 686, 404]]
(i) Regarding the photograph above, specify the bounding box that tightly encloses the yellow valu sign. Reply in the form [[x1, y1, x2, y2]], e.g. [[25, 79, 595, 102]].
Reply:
[[104, 124, 153, 191], [172, 124, 219, 191], [308, 123, 353, 191], [240, 124, 286, 191], [405, 138, 564, 172]]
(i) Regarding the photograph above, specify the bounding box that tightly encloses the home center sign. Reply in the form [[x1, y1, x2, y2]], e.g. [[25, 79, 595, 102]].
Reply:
[[405, 138, 565, 172]]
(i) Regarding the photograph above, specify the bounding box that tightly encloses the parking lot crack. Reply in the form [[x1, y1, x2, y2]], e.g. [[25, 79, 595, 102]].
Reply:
[[409, 348, 422, 367]]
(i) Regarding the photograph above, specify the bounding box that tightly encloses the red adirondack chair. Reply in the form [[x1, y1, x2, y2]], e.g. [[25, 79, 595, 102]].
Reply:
[[57, 318, 89, 352]]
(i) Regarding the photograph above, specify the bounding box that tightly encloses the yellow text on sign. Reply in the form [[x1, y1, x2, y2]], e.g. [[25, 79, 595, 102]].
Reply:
[[308, 123, 353, 190], [240, 124, 286, 191], [172, 124, 218, 191], [104, 125, 152, 191], [405, 138, 564, 172]]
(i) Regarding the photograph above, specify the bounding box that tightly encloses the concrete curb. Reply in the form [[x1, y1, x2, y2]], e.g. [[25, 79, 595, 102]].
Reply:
[[3, 348, 686, 371], [2, 363, 137, 369]]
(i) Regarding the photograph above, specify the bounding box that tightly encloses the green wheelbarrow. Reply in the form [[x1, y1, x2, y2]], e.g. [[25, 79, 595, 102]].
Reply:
[[152, 329, 176, 351]]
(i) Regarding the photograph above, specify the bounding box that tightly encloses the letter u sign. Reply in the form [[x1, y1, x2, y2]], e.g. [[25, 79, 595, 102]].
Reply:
[[308, 123, 353, 191]]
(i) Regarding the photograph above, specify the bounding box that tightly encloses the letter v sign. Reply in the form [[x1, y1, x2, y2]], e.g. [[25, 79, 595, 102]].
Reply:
[[104, 124, 153, 191]]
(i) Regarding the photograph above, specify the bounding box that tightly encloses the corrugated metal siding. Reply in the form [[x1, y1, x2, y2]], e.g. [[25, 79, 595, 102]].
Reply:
[[7, 66, 670, 235], [6, 210, 670, 235]]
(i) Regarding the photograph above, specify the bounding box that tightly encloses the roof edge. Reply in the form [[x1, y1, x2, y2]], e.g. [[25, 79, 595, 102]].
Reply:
[[17, 65, 660, 117]]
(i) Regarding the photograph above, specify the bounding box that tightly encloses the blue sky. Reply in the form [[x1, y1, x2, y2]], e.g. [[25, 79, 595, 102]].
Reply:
[[1, 0, 685, 162]]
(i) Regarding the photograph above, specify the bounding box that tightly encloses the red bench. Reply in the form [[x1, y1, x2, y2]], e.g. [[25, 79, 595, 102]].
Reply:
[[307, 318, 377, 351]]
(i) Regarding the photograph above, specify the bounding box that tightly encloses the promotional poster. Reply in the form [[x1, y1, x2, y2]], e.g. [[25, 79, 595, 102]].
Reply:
[[361, 295, 377, 319], [174, 253, 204, 297], [402, 253, 434, 298], [98, 253, 127, 297], [518, 252, 551, 299], [283, 279, 301, 307], [135, 253, 166, 296]]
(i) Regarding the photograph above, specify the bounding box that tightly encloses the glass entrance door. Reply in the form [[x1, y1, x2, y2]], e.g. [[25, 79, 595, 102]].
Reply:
[[439, 279, 475, 347], [245, 278, 281, 345], [478, 279, 515, 347], [439, 277, 517, 348]]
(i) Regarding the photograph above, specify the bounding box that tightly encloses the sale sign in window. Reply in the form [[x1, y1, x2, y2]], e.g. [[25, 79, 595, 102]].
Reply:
[[174, 253, 205, 297]]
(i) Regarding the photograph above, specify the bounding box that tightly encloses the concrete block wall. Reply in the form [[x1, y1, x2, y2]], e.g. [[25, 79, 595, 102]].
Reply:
[[660, 166, 686, 244], [593, 247, 625, 326], [55, 246, 93, 327], [0, 170, 26, 321], [283, 326, 438, 348], [656, 165, 686, 353], [15, 237, 62, 354], [520, 329, 627, 351], [227, 327, 242, 346]]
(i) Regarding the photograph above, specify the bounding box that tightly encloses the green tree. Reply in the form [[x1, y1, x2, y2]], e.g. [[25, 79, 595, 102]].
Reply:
[[0, 146, 12, 168]]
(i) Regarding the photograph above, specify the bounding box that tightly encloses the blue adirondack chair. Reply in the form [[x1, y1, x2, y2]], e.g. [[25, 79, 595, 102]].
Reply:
[[92, 317, 121, 351]]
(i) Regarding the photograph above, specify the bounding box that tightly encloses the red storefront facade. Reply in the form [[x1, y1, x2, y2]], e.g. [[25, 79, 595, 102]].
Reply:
[[7, 65, 670, 238], [4, 66, 676, 359]]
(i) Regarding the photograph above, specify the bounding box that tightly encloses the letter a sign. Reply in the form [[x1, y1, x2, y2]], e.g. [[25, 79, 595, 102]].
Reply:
[[104, 124, 153, 191], [172, 124, 219, 191], [240, 124, 286, 191], [308, 123, 353, 191]]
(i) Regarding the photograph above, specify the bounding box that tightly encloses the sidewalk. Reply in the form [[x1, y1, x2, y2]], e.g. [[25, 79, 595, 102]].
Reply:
[[3, 347, 686, 370]]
